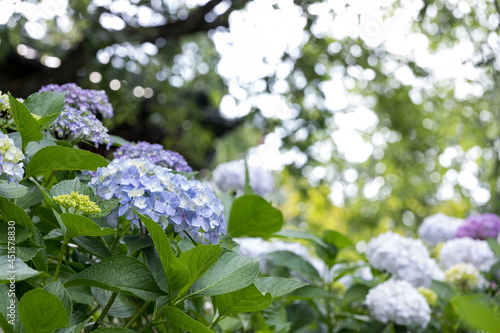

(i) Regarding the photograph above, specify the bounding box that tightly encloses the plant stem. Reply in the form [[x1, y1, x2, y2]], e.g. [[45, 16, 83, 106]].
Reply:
[[125, 301, 150, 328], [97, 292, 119, 325], [44, 170, 56, 187], [53, 239, 68, 280], [208, 313, 223, 329]]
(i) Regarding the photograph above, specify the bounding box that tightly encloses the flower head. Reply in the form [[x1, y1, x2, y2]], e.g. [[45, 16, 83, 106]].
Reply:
[[418, 213, 464, 246], [444, 263, 483, 290], [53, 191, 101, 215], [0, 133, 24, 183], [456, 213, 500, 240], [366, 231, 444, 287], [212, 160, 274, 196], [114, 141, 192, 172], [417, 287, 438, 307], [90, 158, 225, 244], [39, 83, 113, 118], [0, 92, 10, 111], [439, 237, 496, 271], [51, 106, 112, 148], [365, 279, 431, 328]]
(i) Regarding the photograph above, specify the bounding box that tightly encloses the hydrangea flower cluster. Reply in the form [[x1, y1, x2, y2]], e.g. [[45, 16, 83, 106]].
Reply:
[[51, 106, 112, 149], [456, 213, 500, 240], [0, 133, 24, 183], [366, 231, 444, 287], [365, 279, 431, 328], [417, 287, 438, 307], [444, 263, 483, 290], [439, 237, 496, 271], [0, 91, 9, 111], [114, 141, 192, 172], [418, 213, 464, 246], [39, 83, 113, 118], [89, 158, 225, 244], [212, 160, 274, 196], [53, 191, 101, 215]]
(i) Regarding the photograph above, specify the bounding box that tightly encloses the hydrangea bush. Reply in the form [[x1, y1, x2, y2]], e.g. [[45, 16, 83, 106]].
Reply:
[[1, 86, 500, 333]]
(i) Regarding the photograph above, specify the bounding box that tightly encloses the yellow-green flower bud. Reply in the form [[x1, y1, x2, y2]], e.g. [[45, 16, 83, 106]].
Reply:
[[31, 113, 41, 120], [53, 191, 101, 215], [444, 263, 480, 290], [417, 286, 438, 307]]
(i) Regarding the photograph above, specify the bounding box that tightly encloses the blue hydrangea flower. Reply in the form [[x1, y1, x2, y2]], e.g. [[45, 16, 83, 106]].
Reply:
[[0, 133, 24, 183], [114, 141, 192, 172], [51, 106, 112, 149], [39, 83, 113, 118], [89, 158, 225, 244]]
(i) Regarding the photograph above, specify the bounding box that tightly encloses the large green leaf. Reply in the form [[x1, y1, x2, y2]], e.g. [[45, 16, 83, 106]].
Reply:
[[254, 277, 307, 298], [60, 213, 116, 240], [18, 288, 70, 333], [228, 195, 283, 237], [0, 284, 18, 333], [162, 306, 213, 333], [44, 280, 73, 316], [91, 287, 135, 318], [269, 251, 321, 281], [273, 229, 327, 247], [72, 236, 111, 258], [50, 178, 95, 199], [0, 181, 28, 199], [64, 255, 164, 301], [453, 295, 500, 332], [178, 244, 222, 295], [8, 94, 43, 152], [187, 251, 260, 297], [23, 91, 64, 130], [0, 256, 40, 282], [0, 197, 34, 234], [139, 213, 190, 292], [342, 284, 370, 307], [323, 230, 353, 249], [123, 235, 153, 256], [216, 284, 272, 316], [26, 146, 108, 177]]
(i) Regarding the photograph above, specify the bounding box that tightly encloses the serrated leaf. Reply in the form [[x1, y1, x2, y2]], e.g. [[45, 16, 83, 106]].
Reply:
[[44, 280, 73, 316], [270, 251, 321, 281], [50, 178, 95, 199], [0, 256, 40, 282], [18, 288, 70, 333], [23, 91, 64, 130], [0, 284, 22, 333], [31, 178, 61, 212], [26, 146, 108, 177], [228, 195, 283, 237], [32, 226, 48, 273], [72, 236, 111, 258], [178, 244, 222, 295], [66, 286, 95, 307], [162, 306, 213, 333], [216, 284, 272, 316], [8, 93, 43, 152], [0, 197, 33, 234], [123, 235, 153, 256], [139, 213, 190, 292], [0, 180, 28, 199], [64, 255, 164, 301], [44, 228, 64, 240], [0, 222, 31, 244], [61, 213, 116, 239], [188, 251, 260, 297], [91, 287, 135, 318], [254, 277, 307, 298], [14, 180, 44, 209]]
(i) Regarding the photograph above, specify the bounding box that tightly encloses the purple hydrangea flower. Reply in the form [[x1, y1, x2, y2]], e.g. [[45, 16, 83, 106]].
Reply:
[[456, 213, 500, 240], [114, 141, 192, 172], [51, 106, 112, 149], [89, 158, 225, 244], [39, 83, 113, 118]]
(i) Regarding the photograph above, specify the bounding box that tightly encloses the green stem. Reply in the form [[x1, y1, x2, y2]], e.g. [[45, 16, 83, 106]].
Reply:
[[44, 170, 56, 187], [97, 292, 119, 325], [325, 298, 333, 333], [53, 239, 68, 280], [125, 301, 150, 328], [208, 313, 223, 329]]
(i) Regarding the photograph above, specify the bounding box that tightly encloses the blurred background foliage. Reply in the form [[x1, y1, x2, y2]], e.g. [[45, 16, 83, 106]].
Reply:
[[2, 0, 500, 243]]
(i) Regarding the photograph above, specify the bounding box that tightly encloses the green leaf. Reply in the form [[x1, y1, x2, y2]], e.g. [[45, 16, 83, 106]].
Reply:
[[162, 306, 213, 333], [123, 235, 153, 256], [254, 277, 307, 298], [178, 244, 222, 295], [23, 91, 64, 130], [64, 255, 164, 301], [0, 222, 31, 245], [32, 226, 48, 273], [289, 285, 338, 299], [108, 135, 131, 147], [50, 178, 95, 199], [273, 229, 327, 247], [14, 180, 44, 209], [18, 288, 70, 333], [138, 213, 190, 292], [44, 280, 73, 316], [60, 213, 116, 240], [228, 195, 283, 237], [0, 197, 34, 233], [0, 181, 28, 199], [0, 284, 22, 333], [31, 179, 61, 212], [0, 256, 40, 282], [430, 280, 455, 302], [54, 318, 90, 333], [216, 284, 272, 316], [8, 93, 43, 152], [72, 236, 111, 258], [188, 251, 260, 297], [269, 251, 321, 281], [453, 295, 500, 332], [91, 287, 135, 318], [44, 228, 64, 240], [92, 329, 136, 333], [323, 230, 353, 249], [486, 238, 500, 257], [66, 286, 95, 307], [342, 284, 370, 307], [26, 146, 108, 177]]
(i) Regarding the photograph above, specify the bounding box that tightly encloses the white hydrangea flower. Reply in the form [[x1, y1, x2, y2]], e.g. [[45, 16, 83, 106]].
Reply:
[[418, 213, 464, 246], [445, 263, 485, 290], [366, 231, 444, 287], [439, 237, 496, 271], [212, 160, 274, 196], [365, 279, 431, 328], [0, 133, 24, 183]]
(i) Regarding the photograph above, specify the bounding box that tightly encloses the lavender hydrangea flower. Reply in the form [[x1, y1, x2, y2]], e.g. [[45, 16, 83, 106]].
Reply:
[[89, 158, 225, 244], [51, 106, 112, 149], [418, 213, 464, 246], [456, 213, 500, 240], [0, 133, 24, 183], [39, 83, 113, 118], [366, 231, 444, 287], [212, 160, 274, 196], [114, 141, 192, 172], [439, 237, 496, 271], [365, 279, 431, 328]]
